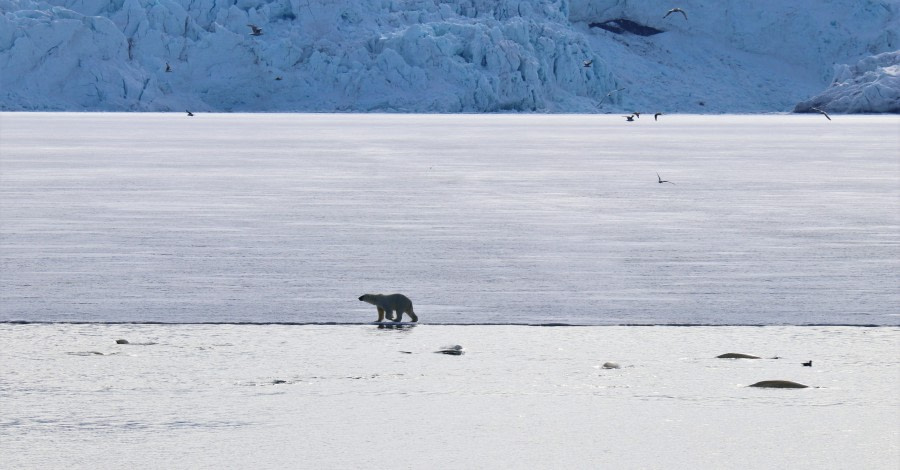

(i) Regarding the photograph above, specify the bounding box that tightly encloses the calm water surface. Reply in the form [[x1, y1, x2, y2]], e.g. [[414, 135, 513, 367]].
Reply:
[[1, 113, 897, 324]]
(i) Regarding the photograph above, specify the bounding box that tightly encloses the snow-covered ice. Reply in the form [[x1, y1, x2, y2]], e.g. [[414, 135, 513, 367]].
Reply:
[[1, 323, 897, 469], [1, 113, 898, 325], [1, 0, 898, 113]]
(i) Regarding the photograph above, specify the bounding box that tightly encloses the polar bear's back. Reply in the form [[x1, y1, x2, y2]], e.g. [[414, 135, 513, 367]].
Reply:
[[380, 293, 413, 311], [360, 293, 414, 312]]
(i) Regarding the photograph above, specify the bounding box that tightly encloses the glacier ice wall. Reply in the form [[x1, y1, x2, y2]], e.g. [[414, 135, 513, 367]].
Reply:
[[570, 0, 899, 113], [1, 0, 618, 112], [795, 51, 900, 114], [1, 0, 898, 113]]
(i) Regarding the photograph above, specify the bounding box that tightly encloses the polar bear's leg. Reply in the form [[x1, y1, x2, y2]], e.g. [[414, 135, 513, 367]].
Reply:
[[385, 309, 398, 321], [405, 309, 418, 322], [376, 307, 386, 322]]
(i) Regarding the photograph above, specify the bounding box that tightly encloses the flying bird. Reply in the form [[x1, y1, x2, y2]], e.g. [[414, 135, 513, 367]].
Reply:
[[664, 8, 688, 20], [802, 360, 812, 367], [186, 110, 194, 116], [633, 112, 641, 118], [583, 59, 593, 68], [248, 24, 263, 36], [657, 173, 675, 184], [654, 112, 663, 121], [624, 114, 635, 122], [811, 107, 831, 120], [275, 76, 283, 81], [597, 87, 625, 107], [165, 62, 172, 72]]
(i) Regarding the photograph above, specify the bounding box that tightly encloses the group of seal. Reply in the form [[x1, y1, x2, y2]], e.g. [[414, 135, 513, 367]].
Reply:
[[717, 352, 813, 388]]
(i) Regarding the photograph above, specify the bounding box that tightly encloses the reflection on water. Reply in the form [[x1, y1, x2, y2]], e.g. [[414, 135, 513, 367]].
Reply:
[[375, 323, 417, 331]]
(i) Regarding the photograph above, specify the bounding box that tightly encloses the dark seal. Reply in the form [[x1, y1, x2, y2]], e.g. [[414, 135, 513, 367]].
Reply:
[[749, 380, 808, 389]]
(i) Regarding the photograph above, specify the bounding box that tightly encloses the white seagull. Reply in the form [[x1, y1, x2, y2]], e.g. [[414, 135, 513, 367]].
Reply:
[[664, 8, 688, 20], [811, 107, 831, 121], [598, 87, 626, 107]]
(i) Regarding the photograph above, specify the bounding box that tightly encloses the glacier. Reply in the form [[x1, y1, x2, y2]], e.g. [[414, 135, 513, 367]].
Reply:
[[795, 50, 900, 114], [0, 0, 898, 113]]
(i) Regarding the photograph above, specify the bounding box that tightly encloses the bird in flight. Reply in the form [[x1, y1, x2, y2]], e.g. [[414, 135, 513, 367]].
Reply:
[[165, 62, 172, 72], [664, 8, 688, 20], [624, 114, 635, 122], [185, 110, 194, 117], [583, 59, 593, 68], [811, 107, 831, 120], [248, 24, 263, 36], [597, 87, 625, 107], [657, 173, 675, 184], [633, 112, 641, 118], [654, 112, 663, 121], [597, 88, 625, 108]]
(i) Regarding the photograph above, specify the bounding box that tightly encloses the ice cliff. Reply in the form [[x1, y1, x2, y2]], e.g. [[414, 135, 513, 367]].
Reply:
[[1, 0, 898, 113], [795, 51, 900, 113]]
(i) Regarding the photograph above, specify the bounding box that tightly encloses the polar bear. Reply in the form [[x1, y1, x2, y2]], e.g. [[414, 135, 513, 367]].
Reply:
[[358, 293, 418, 322]]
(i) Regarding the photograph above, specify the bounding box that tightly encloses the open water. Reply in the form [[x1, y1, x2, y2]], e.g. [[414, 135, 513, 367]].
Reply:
[[1, 113, 898, 325]]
